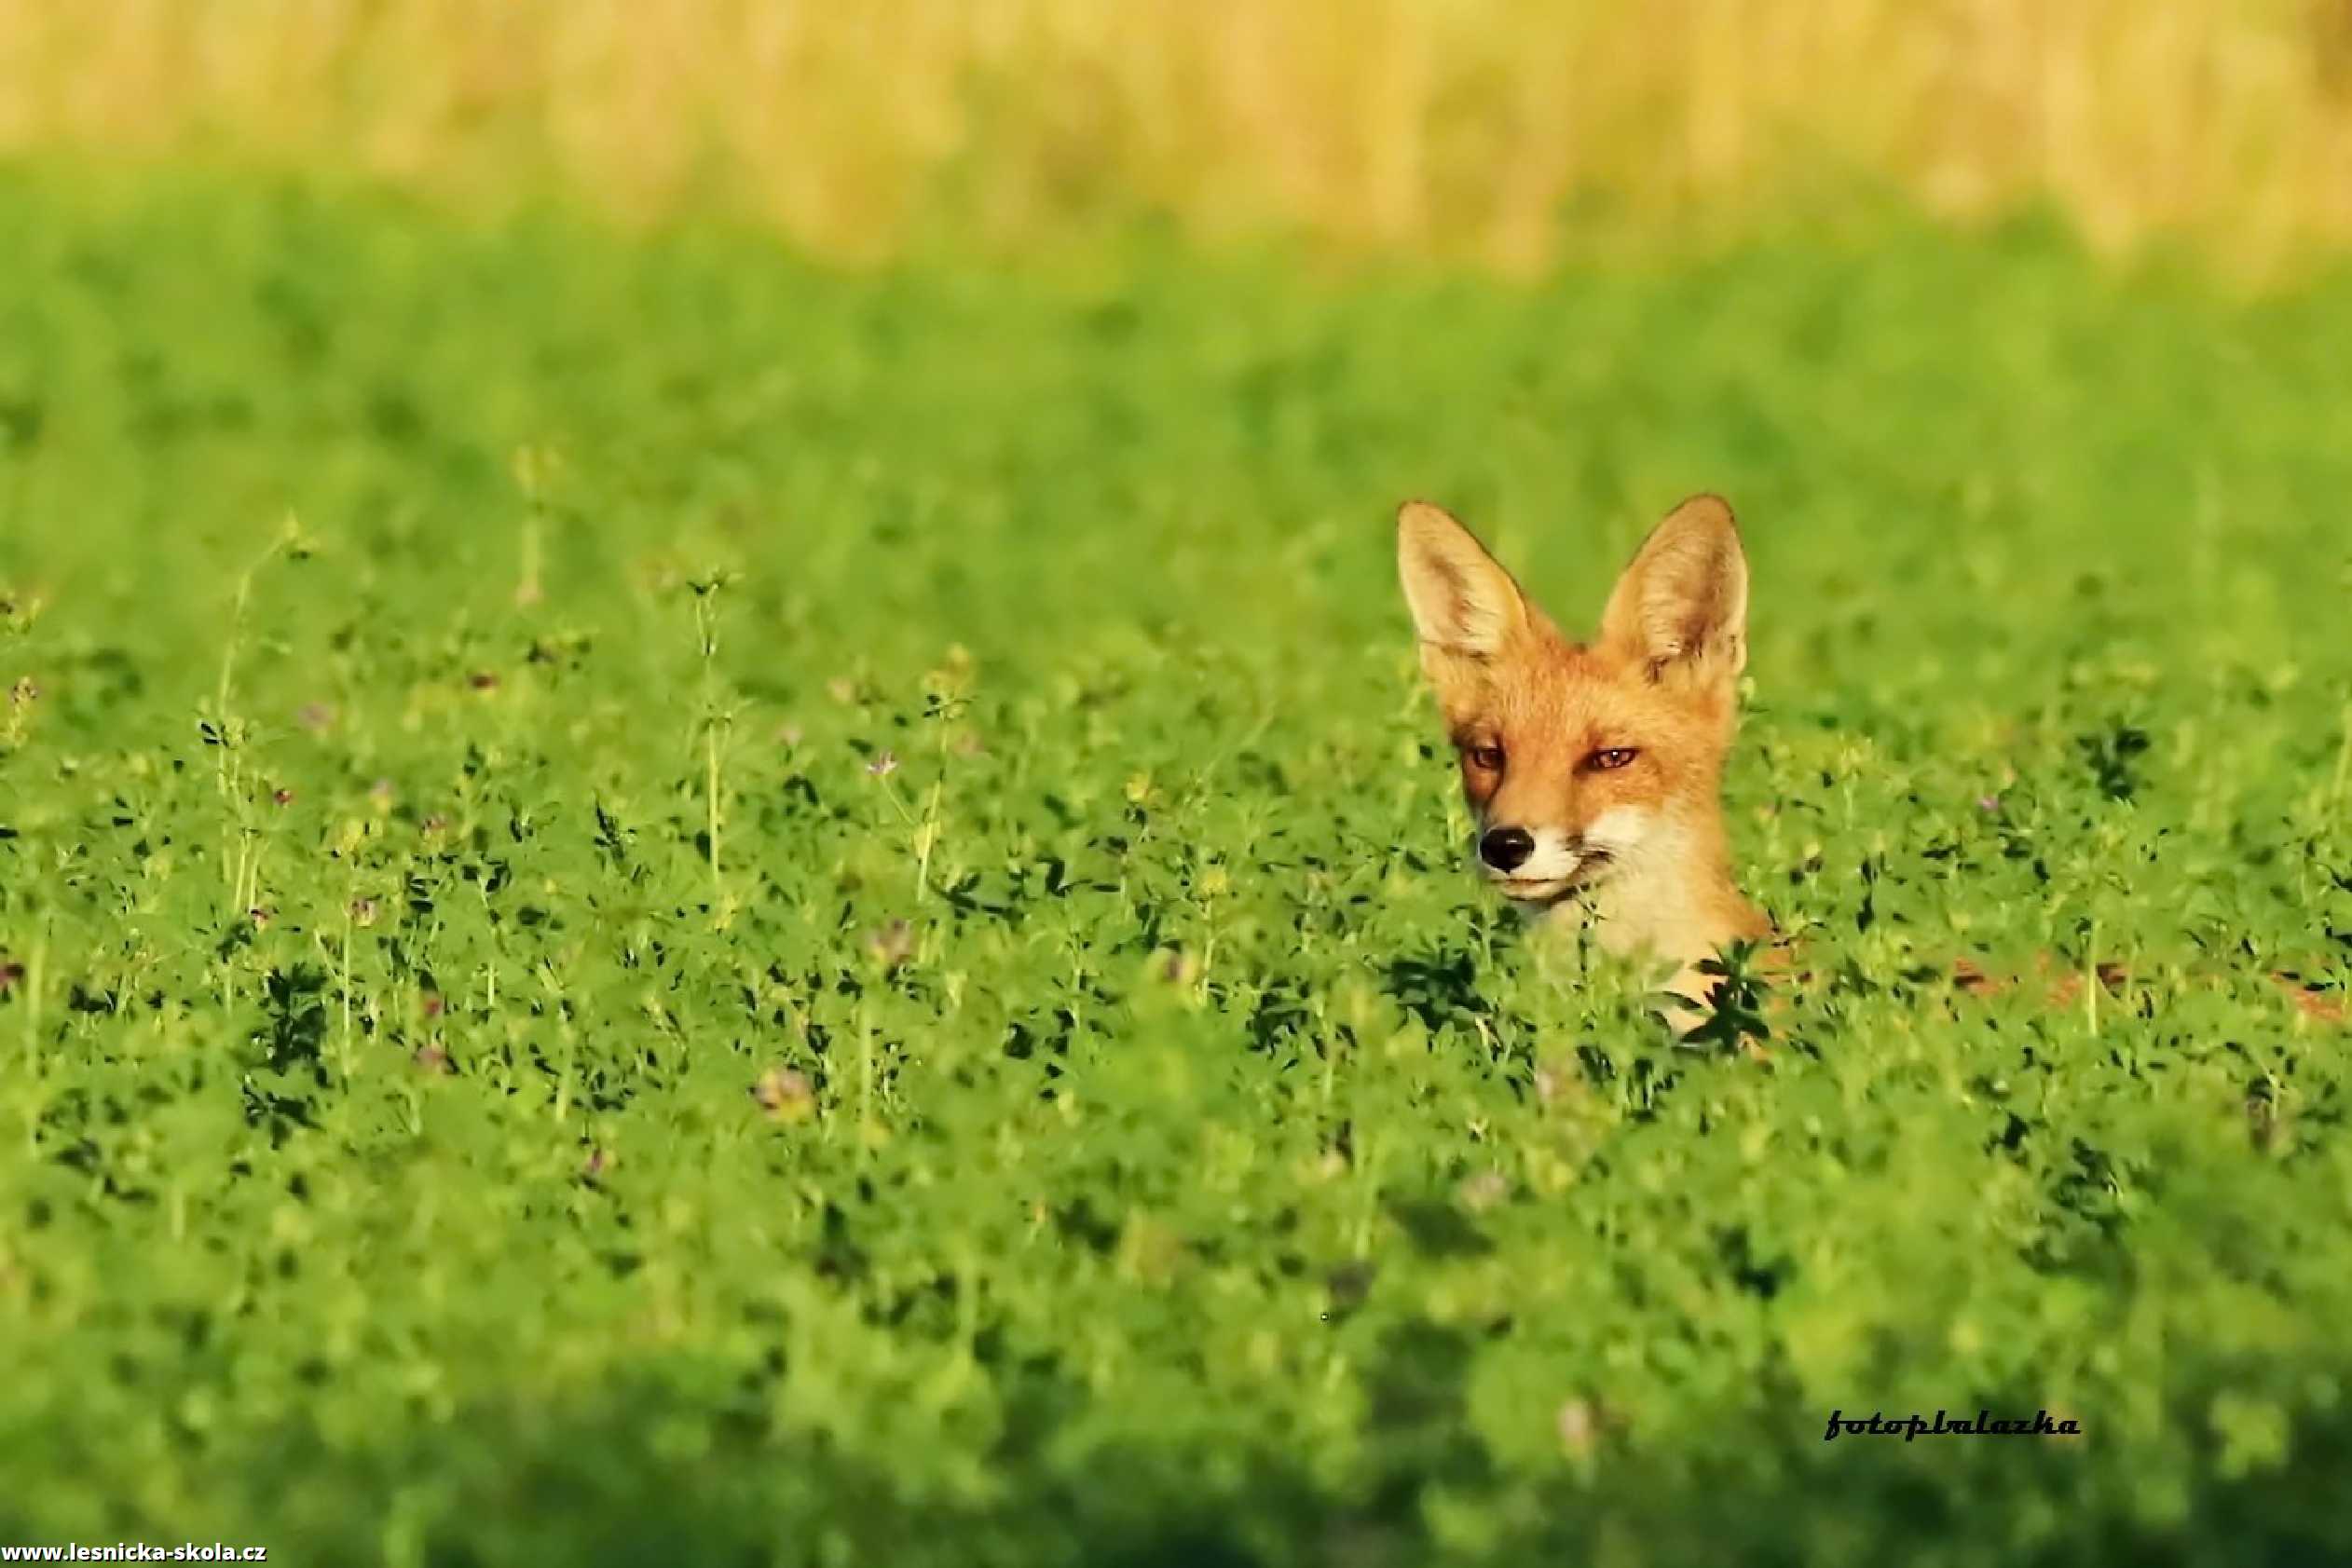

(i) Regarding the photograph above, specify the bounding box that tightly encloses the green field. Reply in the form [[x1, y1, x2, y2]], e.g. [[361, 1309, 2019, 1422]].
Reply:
[[2, 172, 2350, 1566]]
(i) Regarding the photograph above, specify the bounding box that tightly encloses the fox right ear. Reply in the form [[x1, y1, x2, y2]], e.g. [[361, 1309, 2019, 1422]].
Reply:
[[1397, 501, 1530, 661], [1598, 494, 1748, 688]]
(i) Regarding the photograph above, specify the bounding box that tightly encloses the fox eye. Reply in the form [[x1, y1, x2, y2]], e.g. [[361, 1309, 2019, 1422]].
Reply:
[[1465, 743, 1505, 772], [1587, 747, 1639, 771]]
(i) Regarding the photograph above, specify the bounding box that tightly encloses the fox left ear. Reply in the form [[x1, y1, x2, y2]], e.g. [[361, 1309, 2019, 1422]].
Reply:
[[1398, 499, 1536, 722], [1599, 494, 1748, 687], [1397, 500, 1531, 659]]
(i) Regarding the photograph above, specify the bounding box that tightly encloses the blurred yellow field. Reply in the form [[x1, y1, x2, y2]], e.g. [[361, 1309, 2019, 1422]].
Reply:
[[7, 0, 2350, 272]]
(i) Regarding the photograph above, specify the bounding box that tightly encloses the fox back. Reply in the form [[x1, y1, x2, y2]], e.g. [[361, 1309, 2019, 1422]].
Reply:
[[1397, 495, 1769, 1007]]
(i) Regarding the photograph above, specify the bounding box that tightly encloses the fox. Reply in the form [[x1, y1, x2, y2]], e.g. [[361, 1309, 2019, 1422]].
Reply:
[[1397, 493, 1766, 1028], [1397, 494, 2346, 1036]]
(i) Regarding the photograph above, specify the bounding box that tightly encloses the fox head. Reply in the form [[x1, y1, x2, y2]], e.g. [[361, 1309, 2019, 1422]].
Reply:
[[1397, 495, 1750, 912]]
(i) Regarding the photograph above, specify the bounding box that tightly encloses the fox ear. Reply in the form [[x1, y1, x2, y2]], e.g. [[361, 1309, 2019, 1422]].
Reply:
[[1599, 494, 1748, 685], [1397, 500, 1531, 661]]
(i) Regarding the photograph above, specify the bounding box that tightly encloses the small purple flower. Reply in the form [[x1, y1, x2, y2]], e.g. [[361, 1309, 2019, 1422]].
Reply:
[[866, 920, 916, 968], [413, 1043, 452, 1075], [752, 1066, 815, 1121], [1976, 794, 2001, 814], [867, 750, 898, 779], [272, 787, 295, 807], [1459, 1171, 1509, 1212], [0, 961, 22, 995]]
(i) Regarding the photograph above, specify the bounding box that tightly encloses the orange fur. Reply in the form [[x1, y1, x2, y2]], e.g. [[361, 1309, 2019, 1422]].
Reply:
[[1952, 953, 2345, 1025], [1398, 495, 1768, 1029], [1398, 495, 2345, 1038]]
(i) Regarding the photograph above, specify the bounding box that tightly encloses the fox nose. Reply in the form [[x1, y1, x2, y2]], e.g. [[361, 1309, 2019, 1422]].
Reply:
[[1479, 826, 1535, 872]]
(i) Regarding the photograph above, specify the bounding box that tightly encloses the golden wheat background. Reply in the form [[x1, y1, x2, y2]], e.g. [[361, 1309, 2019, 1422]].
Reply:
[[5, 0, 2350, 270]]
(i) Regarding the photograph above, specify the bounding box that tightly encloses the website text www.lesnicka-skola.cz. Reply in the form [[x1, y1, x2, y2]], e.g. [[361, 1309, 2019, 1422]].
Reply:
[[1, 1547, 266, 1562]]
